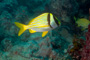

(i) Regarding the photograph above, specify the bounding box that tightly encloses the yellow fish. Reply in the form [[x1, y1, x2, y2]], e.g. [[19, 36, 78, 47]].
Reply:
[[15, 13, 61, 37], [74, 17, 90, 30]]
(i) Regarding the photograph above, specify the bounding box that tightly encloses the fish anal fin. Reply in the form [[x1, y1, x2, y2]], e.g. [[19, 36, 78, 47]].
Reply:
[[29, 29, 36, 33], [42, 31, 48, 37]]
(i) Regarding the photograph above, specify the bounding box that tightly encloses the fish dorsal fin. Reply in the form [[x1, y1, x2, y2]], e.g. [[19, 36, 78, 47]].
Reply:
[[29, 29, 36, 33], [42, 31, 48, 37], [28, 13, 48, 25]]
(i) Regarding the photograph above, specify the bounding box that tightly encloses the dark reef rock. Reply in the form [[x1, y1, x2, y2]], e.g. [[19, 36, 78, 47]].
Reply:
[[46, 0, 78, 17]]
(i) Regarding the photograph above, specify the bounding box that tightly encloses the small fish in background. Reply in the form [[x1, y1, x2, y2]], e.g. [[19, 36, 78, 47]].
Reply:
[[15, 13, 61, 37], [74, 16, 90, 30]]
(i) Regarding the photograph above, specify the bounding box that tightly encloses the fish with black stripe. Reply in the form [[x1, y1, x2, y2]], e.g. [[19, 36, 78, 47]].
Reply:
[[15, 13, 61, 37]]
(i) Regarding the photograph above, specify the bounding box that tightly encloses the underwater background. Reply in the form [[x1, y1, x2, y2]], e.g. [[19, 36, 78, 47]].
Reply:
[[0, 0, 90, 60]]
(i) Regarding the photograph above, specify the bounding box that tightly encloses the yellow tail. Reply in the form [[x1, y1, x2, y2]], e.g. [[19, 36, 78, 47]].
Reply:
[[15, 22, 28, 36]]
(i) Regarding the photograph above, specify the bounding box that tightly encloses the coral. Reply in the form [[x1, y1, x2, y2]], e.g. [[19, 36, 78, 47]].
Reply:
[[80, 10, 90, 59], [14, 6, 30, 23], [80, 24, 90, 60], [18, 0, 50, 13], [68, 36, 85, 60], [1, 38, 13, 51], [47, 0, 78, 21], [59, 28, 73, 43], [0, 0, 18, 14], [68, 19, 90, 60]]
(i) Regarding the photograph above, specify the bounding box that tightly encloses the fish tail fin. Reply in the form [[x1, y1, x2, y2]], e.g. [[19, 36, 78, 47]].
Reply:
[[15, 22, 28, 36]]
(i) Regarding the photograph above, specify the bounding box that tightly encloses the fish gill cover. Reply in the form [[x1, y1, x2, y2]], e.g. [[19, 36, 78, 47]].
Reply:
[[0, 0, 89, 60]]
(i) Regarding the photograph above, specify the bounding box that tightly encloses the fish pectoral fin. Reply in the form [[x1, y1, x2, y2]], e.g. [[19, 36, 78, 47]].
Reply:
[[42, 31, 48, 37], [29, 29, 36, 33]]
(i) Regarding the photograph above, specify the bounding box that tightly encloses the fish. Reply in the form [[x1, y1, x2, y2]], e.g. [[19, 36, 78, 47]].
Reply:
[[15, 13, 61, 37], [74, 17, 90, 30]]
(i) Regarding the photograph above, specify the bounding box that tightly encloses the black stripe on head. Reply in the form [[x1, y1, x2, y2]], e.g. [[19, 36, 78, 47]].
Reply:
[[53, 16, 59, 26], [47, 13, 53, 28]]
